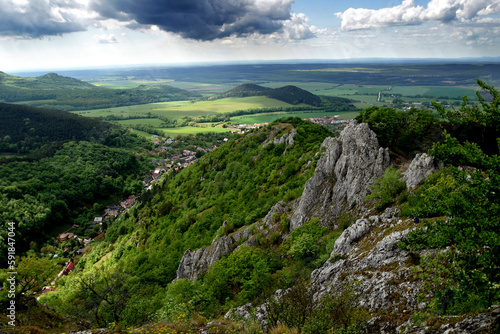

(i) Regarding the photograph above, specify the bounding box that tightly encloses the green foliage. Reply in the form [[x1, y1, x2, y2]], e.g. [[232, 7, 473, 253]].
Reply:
[[400, 81, 500, 315], [5, 254, 58, 296], [266, 280, 367, 333], [288, 234, 318, 260], [203, 245, 277, 307], [288, 219, 327, 261], [0, 140, 150, 266], [355, 106, 439, 155], [365, 167, 406, 212]]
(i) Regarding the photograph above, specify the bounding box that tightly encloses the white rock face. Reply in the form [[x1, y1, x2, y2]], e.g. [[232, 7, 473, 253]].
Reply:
[[403, 153, 439, 189], [331, 218, 371, 256], [290, 122, 391, 231], [175, 227, 253, 281]]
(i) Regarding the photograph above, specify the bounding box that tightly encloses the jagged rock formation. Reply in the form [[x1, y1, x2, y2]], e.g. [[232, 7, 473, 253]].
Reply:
[[398, 305, 500, 333], [310, 208, 420, 314], [290, 121, 390, 231], [403, 153, 440, 189], [263, 128, 297, 151], [176, 226, 253, 281]]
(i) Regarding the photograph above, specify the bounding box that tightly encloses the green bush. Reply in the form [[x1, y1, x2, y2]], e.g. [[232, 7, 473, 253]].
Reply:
[[365, 167, 406, 212]]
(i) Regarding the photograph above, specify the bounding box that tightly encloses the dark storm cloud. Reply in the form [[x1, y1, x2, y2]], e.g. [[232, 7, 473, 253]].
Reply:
[[0, 0, 87, 38], [90, 0, 294, 40]]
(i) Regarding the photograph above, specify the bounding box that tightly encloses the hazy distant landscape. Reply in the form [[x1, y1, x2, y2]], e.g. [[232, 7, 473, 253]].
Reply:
[[4, 61, 499, 139]]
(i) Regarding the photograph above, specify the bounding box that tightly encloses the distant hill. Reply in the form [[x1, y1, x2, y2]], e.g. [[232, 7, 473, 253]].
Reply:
[[0, 103, 118, 154], [0, 71, 202, 110], [0, 71, 96, 90], [212, 83, 323, 106]]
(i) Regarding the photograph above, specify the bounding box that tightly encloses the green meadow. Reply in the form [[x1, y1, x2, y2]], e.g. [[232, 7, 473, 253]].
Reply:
[[73, 97, 295, 122], [231, 111, 358, 125], [159, 126, 234, 137]]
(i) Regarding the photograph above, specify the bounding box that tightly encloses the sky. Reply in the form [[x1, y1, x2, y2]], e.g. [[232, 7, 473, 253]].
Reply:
[[1, 0, 499, 72]]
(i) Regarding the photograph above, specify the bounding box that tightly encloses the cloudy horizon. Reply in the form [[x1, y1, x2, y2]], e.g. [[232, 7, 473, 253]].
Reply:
[[1, 0, 499, 72]]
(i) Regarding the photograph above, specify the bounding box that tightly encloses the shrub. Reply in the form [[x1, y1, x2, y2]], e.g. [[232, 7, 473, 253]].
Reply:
[[365, 167, 406, 212]]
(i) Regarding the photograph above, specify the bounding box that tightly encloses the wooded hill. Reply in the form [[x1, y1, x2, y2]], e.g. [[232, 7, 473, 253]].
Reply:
[[0, 102, 151, 269], [211, 83, 358, 112], [0, 103, 122, 154], [0, 72, 202, 111], [3, 81, 499, 333]]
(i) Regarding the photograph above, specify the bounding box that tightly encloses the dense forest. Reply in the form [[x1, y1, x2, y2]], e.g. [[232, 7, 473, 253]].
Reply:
[[0, 72, 201, 111], [0, 103, 153, 267], [0, 103, 122, 154]]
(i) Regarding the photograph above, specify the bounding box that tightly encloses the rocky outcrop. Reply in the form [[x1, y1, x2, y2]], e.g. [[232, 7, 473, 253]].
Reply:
[[175, 226, 253, 281], [310, 208, 421, 315], [403, 153, 440, 189], [290, 121, 391, 231], [398, 305, 500, 333], [263, 128, 297, 150]]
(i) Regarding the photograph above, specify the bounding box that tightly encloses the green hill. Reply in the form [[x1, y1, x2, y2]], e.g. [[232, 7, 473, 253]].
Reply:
[[39, 117, 332, 326], [0, 103, 151, 272], [213, 83, 323, 106], [0, 72, 202, 110], [0, 72, 97, 90], [0, 103, 119, 154], [3, 80, 500, 333]]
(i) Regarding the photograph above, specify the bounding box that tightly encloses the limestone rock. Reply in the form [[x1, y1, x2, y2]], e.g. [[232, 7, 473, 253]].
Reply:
[[331, 218, 371, 257], [175, 227, 252, 281], [403, 153, 439, 190], [290, 121, 390, 231], [398, 305, 500, 333], [263, 128, 297, 150], [310, 209, 420, 315]]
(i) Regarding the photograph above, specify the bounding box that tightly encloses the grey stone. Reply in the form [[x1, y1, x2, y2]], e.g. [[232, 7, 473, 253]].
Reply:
[[403, 153, 439, 190], [290, 121, 390, 231]]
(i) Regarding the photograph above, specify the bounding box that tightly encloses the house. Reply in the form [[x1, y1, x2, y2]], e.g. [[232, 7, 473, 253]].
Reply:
[[56, 233, 76, 242], [93, 217, 103, 225], [104, 210, 119, 219], [59, 261, 75, 277], [120, 195, 136, 209]]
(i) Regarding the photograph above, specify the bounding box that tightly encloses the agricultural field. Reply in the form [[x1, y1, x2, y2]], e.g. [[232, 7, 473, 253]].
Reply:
[[61, 62, 498, 137], [74, 97, 296, 120], [89, 79, 175, 89], [159, 126, 233, 137], [231, 111, 358, 125]]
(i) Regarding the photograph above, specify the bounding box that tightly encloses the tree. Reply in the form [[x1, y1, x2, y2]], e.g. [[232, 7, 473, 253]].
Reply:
[[15, 254, 58, 296], [74, 268, 131, 327]]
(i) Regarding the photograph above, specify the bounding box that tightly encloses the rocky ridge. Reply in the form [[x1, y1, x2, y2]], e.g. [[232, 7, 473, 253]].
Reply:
[[290, 121, 390, 231], [175, 121, 499, 332]]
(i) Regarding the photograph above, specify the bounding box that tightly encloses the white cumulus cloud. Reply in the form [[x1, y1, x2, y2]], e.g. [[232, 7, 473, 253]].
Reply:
[[337, 0, 500, 31]]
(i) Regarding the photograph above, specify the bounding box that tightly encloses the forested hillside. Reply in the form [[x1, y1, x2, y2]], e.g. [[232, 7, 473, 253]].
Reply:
[[0, 103, 119, 154], [213, 84, 315, 106], [0, 103, 152, 268], [38, 118, 333, 326], [0, 72, 202, 110], [212, 83, 358, 113]]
